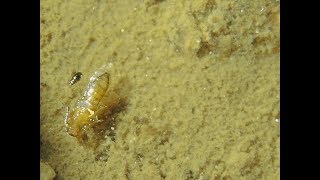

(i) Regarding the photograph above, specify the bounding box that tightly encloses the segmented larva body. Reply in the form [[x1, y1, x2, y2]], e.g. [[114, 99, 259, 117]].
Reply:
[[79, 72, 110, 111], [65, 71, 111, 139]]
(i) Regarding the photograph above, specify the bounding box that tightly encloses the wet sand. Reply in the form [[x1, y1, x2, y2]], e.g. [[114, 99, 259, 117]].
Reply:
[[40, 0, 280, 179]]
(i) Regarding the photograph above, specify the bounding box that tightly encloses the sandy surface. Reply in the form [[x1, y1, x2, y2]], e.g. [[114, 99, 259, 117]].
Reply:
[[40, 0, 280, 179], [40, 160, 56, 180]]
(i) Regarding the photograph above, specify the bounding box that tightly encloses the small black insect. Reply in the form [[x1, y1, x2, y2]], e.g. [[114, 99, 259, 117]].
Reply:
[[69, 72, 83, 85]]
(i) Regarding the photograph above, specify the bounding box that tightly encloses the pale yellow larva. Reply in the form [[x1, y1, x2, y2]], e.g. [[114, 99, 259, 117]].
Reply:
[[65, 71, 112, 140]]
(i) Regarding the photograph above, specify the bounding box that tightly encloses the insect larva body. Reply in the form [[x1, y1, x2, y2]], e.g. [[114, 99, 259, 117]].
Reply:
[[78, 72, 110, 111], [65, 71, 116, 141]]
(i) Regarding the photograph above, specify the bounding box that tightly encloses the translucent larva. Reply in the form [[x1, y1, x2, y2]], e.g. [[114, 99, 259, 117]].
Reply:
[[65, 71, 120, 143]]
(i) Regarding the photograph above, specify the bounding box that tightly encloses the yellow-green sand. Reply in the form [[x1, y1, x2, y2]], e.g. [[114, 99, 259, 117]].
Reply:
[[40, 0, 280, 179]]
